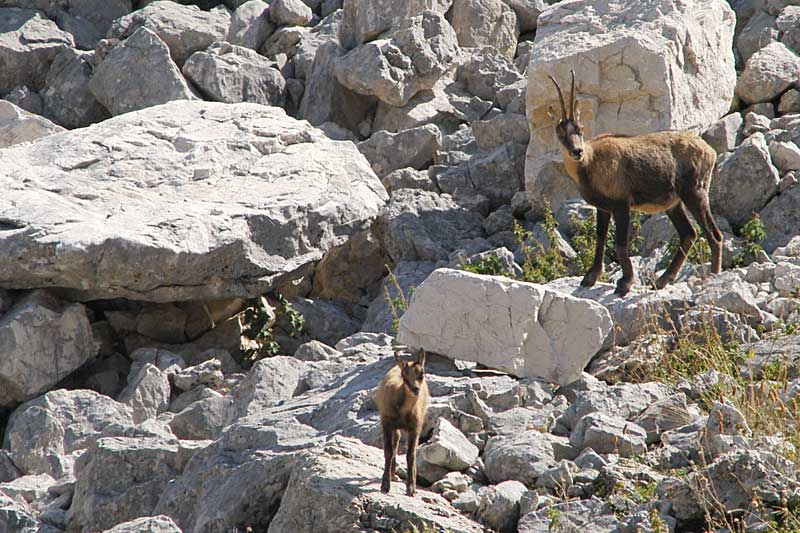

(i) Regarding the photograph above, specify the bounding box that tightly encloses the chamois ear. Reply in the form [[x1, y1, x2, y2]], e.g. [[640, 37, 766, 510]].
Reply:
[[415, 348, 426, 368], [394, 352, 405, 368], [547, 106, 558, 122], [573, 101, 581, 122]]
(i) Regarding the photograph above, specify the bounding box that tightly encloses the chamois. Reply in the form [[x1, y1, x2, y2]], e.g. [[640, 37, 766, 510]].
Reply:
[[375, 348, 429, 497], [547, 71, 723, 296]]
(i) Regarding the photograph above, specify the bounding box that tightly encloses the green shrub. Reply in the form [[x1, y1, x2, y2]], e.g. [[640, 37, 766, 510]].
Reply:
[[241, 293, 304, 365], [516, 206, 569, 284], [732, 213, 767, 267]]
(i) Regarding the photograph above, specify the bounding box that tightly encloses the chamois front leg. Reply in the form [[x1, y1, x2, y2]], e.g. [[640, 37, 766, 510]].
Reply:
[[613, 208, 634, 296], [581, 209, 610, 287], [405, 425, 421, 496], [381, 422, 397, 493]]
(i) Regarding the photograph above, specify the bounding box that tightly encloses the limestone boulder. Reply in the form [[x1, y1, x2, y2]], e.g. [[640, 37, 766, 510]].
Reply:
[[66, 437, 183, 533], [397, 269, 613, 385], [0, 101, 387, 302], [0, 291, 96, 408], [3, 389, 134, 477], [357, 124, 442, 177], [525, 0, 736, 205], [267, 437, 484, 533], [0, 100, 64, 149], [182, 42, 286, 107], [483, 430, 564, 484], [334, 11, 458, 107], [227, 0, 273, 50], [89, 27, 197, 116], [340, 0, 454, 48], [101, 516, 182, 533], [448, 0, 519, 59], [502, 0, 547, 33], [373, 191, 485, 263], [760, 186, 800, 246], [270, 0, 313, 27], [108, 0, 231, 67], [736, 42, 800, 105], [0, 8, 74, 94], [118, 363, 171, 424], [41, 48, 109, 129], [710, 133, 780, 227]]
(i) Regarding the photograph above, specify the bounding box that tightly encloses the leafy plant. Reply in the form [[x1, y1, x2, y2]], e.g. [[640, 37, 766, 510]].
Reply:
[[732, 213, 767, 267], [384, 266, 413, 334], [460, 254, 507, 276], [241, 293, 304, 365], [570, 211, 643, 276], [516, 206, 569, 284], [546, 507, 564, 532]]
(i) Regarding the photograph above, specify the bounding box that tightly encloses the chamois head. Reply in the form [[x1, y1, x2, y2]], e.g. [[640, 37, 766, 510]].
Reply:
[[395, 349, 426, 396], [548, 70, 585, 162]]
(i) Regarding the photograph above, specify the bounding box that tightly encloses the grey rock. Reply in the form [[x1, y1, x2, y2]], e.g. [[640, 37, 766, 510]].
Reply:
[[0, 100, 64, 149], [283, 298, 361, 350], [3, 389, 134, 477], [743, 111, 772, 136], [694, 270, 763, 319], [518, 497, 619, 532], [483, 430, 563, 484], [0, 490, 39, 532], [0, 452, 21, 484], [169, 393, 231, 440], [710, 132, 780, 227], [0, 8, 74, 94], [702, 112, 743, 154], [760, 186, 800, 245], [334, 11, 458, 108], [169, 386, 220, 414], [0, 101, 387, 302], [0, 473, 55, 504], [358, 124, 441, 178], [456, 47, 524, 102], [361, 261, 437, 334], [374, 189, 484, 263], [89, 27, 197, 116], [524, 157, 581, 221], [118, 363, 171, 424], [3, 85, 43, 115], [536, 460, 574, 491], [293, 340, 341, 361], [382, 167, 437, 195], [632, 393, 696, 444], [299, 41, 374, 133], [438, 143, 527, 208], [476, 480, 526, 533], [502, 0, 546, 33], [183, 42, 286, 107], [227, 0, 273, 49], [473, 112, 529, 151], [418, 418, 479, 471], [569, 412, 647, 457], [267, 437, 483, 532], [41, 48, 108, 129], [737, 42, 800, 104], [230, 356, 306, 420], [736, 10, 778, 65], [448, 0, 519, 59], [108, 0, 230, 67], [173, 359, 225, 392], [340, 0, 454, 48], [779, 89, 800, 115], [270, 0, 313, 27], [285, 10, 342, 81], [66, 437, 182, 533], [0, 290, 96, 408], [769, 140, 800, 172], [101, 515, 182, 533]]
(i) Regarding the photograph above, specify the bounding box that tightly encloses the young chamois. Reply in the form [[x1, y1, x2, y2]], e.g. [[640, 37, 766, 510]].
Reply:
[[375, 348, 429, 496], [548, 71, 723, 297]]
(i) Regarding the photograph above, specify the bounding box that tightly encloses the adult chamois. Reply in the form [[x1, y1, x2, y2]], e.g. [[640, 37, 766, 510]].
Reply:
[[375, 348, 429, 497], [547, 71, 722, 296]]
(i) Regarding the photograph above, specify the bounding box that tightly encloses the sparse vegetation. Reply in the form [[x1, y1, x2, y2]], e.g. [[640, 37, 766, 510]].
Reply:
[[569, 211, 643, 277], [241, 293, 304, 365], [732, 213, 767, 267], [515, 206, 569, 284], [459, 253, 507, 276], [659, 222, 711, 270], [385, 266, 414, 333]]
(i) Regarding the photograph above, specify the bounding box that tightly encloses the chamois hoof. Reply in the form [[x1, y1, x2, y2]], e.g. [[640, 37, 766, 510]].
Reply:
[[654, 275, 671, 290], [580, 274, 598, 287], [380, 481, 390, 493], [406, 485, 416, 497], [614, 281, 632, 297]]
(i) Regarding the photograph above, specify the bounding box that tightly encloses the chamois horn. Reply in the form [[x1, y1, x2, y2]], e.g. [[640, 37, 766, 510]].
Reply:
[[548, 75, 567, 120], [569, 69, 576, 119]]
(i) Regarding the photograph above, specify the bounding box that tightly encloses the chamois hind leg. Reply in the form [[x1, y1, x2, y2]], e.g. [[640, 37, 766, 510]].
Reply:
[[684, 192, 723, 275], [389, 429, 400, 481], [381, 423, 398, 493], [656, 203, 697, 289], [581, 209, 611, 287], [612, 208, 634, 296], [405, 425, 421, 497]]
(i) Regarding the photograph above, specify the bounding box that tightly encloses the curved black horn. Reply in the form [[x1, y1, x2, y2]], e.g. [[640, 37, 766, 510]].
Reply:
[[548, 75, 567, 120], [569, 70, 576, 120]]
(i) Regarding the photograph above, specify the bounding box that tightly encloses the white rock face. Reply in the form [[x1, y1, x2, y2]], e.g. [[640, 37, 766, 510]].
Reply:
[[397, 269, 613, 385], [0, 101, 387, 302], [0, 100, 64, 149], [340, 0, 454, 48], [0, 291, 96, 408], [525, 0, 736, 206]]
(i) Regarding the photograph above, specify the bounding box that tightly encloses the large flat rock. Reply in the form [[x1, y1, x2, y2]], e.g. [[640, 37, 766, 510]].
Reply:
[[0, 101, 388, 302], [397, 269, 613, 385]]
